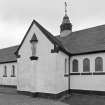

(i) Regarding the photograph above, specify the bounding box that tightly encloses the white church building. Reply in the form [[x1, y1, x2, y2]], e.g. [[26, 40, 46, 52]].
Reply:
[[1, 9, 105, 98]]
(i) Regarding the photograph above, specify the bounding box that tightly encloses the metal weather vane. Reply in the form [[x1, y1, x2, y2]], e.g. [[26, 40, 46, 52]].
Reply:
[[65, 1, 67, 15]]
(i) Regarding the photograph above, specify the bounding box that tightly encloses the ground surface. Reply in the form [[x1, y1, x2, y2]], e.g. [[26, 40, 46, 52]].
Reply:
[[1, 87, 105, 105], [0, 87, 68, 105], [0, 94, 68, 105], [62, 94, 105, 105]]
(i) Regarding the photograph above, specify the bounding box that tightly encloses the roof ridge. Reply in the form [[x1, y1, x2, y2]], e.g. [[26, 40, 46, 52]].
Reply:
[[33, 20, 63, 46], [33, 20, 70, 55], [16, 19, 70, 55], [55, 24, 105, 38], [0, 45, 19, 51], [73, 24, 105, 33]]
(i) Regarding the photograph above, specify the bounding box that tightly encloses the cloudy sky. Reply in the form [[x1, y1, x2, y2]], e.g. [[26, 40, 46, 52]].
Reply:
[[0, 0, 105, 48]]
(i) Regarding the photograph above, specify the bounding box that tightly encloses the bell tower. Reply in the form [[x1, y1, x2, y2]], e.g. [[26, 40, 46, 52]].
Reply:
[[60, 2, 72, 37]]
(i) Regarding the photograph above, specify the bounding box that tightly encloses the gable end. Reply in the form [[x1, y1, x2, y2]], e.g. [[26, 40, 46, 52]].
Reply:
[[15, 19, 70, 56]]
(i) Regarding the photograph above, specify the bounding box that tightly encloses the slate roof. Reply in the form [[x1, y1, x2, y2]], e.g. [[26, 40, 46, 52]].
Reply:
[[1, 21, 105, 64], [0, 45, 19, 63], [56, 25, 105, 55], [33, 20, 64, 49]]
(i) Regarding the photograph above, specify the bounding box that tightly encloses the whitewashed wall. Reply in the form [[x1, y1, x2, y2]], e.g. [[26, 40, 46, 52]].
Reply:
[[55, 51, 69, 93], [0, 62, 17, 86], [17, 21, 70, 94], [70, 53, 105, 91], [33, 24, 57, 93], [17, 23, 42, 92]]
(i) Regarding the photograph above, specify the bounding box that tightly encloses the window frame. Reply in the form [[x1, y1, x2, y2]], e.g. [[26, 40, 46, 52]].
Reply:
[[31, 42, 37, 57], [64, 58, 67, 74], [11, 65, 15, 77], [3, 65, 7, 77], [72, 59, 78, 72], [83, 58, 90, 72], [95, 57, 103, 72]]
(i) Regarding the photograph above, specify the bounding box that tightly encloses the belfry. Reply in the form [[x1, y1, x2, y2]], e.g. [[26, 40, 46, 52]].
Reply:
[[60, 2, 72, 37]]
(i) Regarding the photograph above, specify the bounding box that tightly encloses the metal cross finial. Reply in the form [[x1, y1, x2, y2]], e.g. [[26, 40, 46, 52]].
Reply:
[[65, 1, 67, 15]]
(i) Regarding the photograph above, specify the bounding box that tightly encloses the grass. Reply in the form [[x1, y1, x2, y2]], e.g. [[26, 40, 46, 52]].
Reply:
[[61, 94, 105, 105]]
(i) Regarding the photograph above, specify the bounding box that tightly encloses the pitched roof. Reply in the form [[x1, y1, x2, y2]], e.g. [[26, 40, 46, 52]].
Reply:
[[16, 20, 69, 55], [0, 45, 19, 63], [56, 25, 105, 55], [2, 21, 105, 64]]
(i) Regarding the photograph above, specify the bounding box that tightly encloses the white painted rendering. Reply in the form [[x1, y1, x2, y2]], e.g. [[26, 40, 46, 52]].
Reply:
[[55, 51, 69, 93], [70, 53, 105, 91], [2, 24, 105, 94], [60, 30, 72, 37], [0, 62, 17, 86], [1, 19, 105, 95], [17, 22, 69, 94]]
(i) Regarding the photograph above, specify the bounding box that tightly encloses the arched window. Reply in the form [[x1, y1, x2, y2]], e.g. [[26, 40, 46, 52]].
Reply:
[[30, 34, 38, 57], [11, 65, 15, 77], [83, 58, 90, 72], [72, 59, 78, 72], [65, 58, 67, 74], [31, 42, 36, 56], [95, 57, 103, 72], [3, 65, 7, 77]]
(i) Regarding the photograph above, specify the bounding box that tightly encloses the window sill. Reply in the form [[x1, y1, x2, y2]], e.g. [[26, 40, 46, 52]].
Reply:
[[70, 72, 105, 75], [64, 74, 69, 77], [70, 73, 81, 75], [3, 75, 7, 77], [30, 56, 38, 60], [11, 75, 15, 77], [81, 72, 92, 75], [93, 72, 105, 75]]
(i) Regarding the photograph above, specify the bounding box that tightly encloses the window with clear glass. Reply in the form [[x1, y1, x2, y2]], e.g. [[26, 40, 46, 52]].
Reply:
[[11, 65, 15, 77], [65, 58, 67, 74], [95, 57, 103, 72], [3, 65, 7, 77], [72, 59, 78, 72], [31, 42, 36, 56], [83, 58, 90, 72]]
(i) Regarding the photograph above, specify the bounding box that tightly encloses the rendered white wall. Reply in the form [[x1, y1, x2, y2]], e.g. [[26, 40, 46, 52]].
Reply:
[[0, 62, 17, 86], [60, 30, 72, 37], [17, 23, 58, 93], [36, 51, 69, 94], [17, 24, 38, 92], [70, 53, 105, 91], [54, 51, 69, 94]]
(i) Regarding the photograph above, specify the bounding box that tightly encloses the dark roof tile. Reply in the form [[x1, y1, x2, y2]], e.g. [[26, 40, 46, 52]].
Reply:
[[0, 45, 19, 63], [56, 25, 105, 54]]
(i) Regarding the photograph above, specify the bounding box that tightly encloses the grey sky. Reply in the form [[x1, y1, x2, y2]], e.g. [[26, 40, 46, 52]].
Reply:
[[0, 0, 105, 48]]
